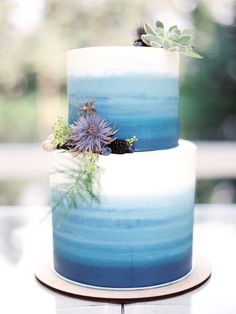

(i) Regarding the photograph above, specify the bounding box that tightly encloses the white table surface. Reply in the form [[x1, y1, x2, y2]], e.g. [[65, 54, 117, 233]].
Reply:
[[0, 204, 236, 314]]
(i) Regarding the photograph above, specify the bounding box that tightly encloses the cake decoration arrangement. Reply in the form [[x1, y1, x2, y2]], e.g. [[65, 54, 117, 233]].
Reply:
[[41, 18, 208, 291], [133, 19, 202, 58], [42, 100, 138, 155], [43, 100, 139, 215]]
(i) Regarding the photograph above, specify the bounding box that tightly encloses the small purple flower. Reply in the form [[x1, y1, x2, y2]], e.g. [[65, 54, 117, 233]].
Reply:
[[70, 113, 117, 153]]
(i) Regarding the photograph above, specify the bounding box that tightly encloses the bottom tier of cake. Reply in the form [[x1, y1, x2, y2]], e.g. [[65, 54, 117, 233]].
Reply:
[[50, 140, 196, 289]]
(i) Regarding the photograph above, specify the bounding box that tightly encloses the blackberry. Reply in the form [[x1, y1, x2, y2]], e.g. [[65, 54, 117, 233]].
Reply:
[[127, 146, 135, 153], [101, 146, 112, 156], [109, 139, 129, 154], [134, 39, 147, 47]]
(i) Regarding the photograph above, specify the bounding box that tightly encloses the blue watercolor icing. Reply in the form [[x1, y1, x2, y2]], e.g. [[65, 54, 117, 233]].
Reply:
[[68, 74, 179, 151], [52, 189, 194, 288], [54, 251, 192, 288]]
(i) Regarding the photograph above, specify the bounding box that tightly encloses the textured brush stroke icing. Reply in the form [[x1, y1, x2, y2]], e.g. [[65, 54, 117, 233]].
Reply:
[[51, 141, 196, 288], [68, 74, 179, 151], [67, 47, 179, 151], [52, 190, 194, 288]]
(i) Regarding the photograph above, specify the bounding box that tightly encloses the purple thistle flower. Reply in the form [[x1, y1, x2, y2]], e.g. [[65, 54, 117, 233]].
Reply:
[[70, 113, 117, 153]]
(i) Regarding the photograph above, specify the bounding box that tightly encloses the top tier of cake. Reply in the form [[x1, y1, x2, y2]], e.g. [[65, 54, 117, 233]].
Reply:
[[67, 47, 179, 151]]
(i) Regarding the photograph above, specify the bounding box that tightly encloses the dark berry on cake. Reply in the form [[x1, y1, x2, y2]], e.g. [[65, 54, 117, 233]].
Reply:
[[134, 40, 146, 47], [109, 139, 129, 154], [133, 25, 148, 47], [101, 146, 112, 156], [127, 146, 135, 153]]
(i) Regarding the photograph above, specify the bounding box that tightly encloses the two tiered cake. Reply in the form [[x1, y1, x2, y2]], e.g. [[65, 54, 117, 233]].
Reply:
[[49, 47, 196, 289]]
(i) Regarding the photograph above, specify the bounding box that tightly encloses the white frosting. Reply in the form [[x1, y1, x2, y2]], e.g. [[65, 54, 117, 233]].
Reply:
[[99, 140, 195, 197], [51, 140, 196, 198], [68, 46, 179, 77]]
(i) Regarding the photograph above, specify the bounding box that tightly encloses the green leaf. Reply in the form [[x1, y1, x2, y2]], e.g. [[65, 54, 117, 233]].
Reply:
[[126, 136, 138, 146], [150, 41, 162, 48], [52, 117, 70, 147], [155, 20, 164, 29], [182, 28, 194, 35], [182, 49, 203, 59], [168, 40, 179, 48], [178, 45, 188, 52], [155, 28, 165, 36], [168, 46, 179, 51], [170, 28, 181, 36], [163, 40, 170, 49], [168, 33, 180, 40], [144, 23, 156, 36], [142, 34, 159, 42], [149, 35, 163, 46], [174, 35, 191, 45], [140, 34, 151, 46], [169, 25, 177, 33], [154, 38, 163, 46], [51, 153, 101, 216]]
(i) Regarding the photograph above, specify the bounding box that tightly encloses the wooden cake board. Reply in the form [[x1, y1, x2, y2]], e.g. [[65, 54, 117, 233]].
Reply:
[[35, 252, 211, 301]]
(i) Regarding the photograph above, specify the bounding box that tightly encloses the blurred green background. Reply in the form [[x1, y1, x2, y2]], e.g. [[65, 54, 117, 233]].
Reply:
[[0, 0, 235, 205]]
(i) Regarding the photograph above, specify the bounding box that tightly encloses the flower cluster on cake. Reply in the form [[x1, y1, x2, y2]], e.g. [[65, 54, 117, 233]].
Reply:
[[43, 100, 138, 156], [43, 19, 200, 289]]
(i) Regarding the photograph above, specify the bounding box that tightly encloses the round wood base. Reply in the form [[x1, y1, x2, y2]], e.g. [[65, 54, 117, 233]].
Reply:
[[35, 253, 211, 301]]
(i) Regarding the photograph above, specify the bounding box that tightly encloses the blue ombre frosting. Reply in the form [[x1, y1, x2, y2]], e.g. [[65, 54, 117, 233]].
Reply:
[[67, 47, 180, 151], [52, 190, 194, 288], [68, 74, 179, 151]]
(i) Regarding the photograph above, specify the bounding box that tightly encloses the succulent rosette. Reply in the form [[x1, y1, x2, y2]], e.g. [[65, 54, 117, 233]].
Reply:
[[134, 19, 202, 58]]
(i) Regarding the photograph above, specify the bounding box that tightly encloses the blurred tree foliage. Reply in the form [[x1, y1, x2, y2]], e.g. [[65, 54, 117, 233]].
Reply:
[[0, 0, 150, 141], [180, 2, 236, 141]]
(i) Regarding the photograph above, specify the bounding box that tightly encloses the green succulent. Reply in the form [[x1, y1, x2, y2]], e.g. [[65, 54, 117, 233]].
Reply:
[[141, 20, 202, 58], [52, 117, 70, 148]]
